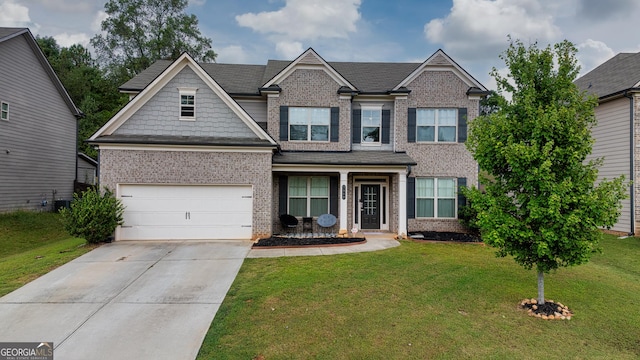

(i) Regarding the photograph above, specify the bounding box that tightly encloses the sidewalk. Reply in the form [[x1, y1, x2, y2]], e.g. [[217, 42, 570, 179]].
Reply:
[[247, 232, 400, 258]]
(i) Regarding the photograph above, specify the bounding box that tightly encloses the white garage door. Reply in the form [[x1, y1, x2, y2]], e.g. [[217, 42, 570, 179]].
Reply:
[[118, 184, 253, 240]]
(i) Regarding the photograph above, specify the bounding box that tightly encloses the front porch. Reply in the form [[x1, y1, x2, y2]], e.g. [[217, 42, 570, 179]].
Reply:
[[272, 150, 417, 236]]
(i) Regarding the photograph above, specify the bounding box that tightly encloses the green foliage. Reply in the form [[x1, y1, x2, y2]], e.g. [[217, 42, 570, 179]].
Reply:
[[36, 36, 127, 158], [457, 202, 480, 235], [465, 38, 628, 275], [60, 188, 124, 243], [91, 0, 217, 79]]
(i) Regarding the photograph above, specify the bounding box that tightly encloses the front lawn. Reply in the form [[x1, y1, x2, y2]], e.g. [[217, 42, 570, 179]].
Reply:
[[198, 234, 640, 359], [0, 211, 95, 296]]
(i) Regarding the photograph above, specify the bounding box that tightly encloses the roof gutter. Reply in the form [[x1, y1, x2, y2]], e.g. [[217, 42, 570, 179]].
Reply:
[[624, 90, 635, 235]]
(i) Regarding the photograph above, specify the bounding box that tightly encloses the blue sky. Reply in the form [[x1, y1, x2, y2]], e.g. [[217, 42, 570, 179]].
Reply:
[[1, 0, 639, 89]]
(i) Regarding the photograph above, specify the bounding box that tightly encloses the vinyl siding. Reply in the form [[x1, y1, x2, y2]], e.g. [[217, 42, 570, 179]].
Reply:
[[237, 99, 267, 130], [114, 67, 258, 139], [587, 98, 632, 233], [0, 34, 76, 212]]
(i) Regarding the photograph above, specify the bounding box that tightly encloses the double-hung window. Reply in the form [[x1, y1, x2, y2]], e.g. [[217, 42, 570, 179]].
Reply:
[[416, 178, 456, 218], [361, 106, 381, 144], [417, 108, 457, 142], [1, 102, 8, 121], [179, 88, 197, 120], [288, 176, 329, 217], [289, 107, 330, 141]]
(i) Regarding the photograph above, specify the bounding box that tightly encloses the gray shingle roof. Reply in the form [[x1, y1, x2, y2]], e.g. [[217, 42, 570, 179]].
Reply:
[[272, 151, 417, 166], [0, 27, 26, 41], [575, 52, 640, 98], [120, 59, 424, 95]]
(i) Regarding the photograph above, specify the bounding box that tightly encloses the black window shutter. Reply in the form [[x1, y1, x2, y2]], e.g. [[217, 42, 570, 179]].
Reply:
[[458, 108, 468, 143], [330, 176, 339, 216], [330, 107, 339, 142], [382, 109, 390, 144], [279, 106, 289, 141], [408, 108, 416, 143], [279, 175, 288, 215], [407, 177, 416, 219], [352, 109, 361, 144], [457, 177, 467, 208]]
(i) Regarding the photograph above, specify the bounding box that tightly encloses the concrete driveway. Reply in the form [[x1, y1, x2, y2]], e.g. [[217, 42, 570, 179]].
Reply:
[[0, 240, 253, 360]]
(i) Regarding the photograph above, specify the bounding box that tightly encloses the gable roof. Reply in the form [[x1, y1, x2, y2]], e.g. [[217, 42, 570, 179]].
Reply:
[[0, 27, 81, 118], [119, 49, 487, 95], [90, 52, 277, 146], [394, 49, 487, 91], [574, 52, 640, 99]]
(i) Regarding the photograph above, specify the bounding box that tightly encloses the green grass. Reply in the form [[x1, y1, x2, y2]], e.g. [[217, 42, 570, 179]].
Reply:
[[198, 235, 640, 359], [0, 211, 96, 296]]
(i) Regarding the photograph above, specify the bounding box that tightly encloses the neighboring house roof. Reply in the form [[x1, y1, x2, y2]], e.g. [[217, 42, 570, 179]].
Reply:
[[575, 52, 640, 99], [119, 49, 487, 96], [77, 152, 98, 166], [272, 151, 417, 166], [0, 27, 81, 118], [90, 52, 278, 147]]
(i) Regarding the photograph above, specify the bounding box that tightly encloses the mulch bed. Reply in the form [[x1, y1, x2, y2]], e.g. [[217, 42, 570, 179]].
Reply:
[[253, 236, 366, 247], [520, 298, 573, 320], [409, 231, 481, 242]]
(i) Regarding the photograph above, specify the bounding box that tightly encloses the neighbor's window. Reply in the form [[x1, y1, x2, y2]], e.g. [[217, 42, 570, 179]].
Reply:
[[1, 102, 8, 121], [289, 107, 330, 141], [179, 88, 197, 120], [416, 178, 456, 218], [288, 176, 329, 217], [417, 108, 457, 142], [361, 106, 381, 144]]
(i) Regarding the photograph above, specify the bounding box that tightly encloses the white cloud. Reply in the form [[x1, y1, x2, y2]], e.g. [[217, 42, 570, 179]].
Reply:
[[0, 0, 33, 27], [189, 0, 206, 6], [425, 0, 562, 60], [53, 32, 90, 47], [236, 0, 361, 41], [216, 45, 249, 64], [91, 10, 107, 32], [576, 39, 615, 75], [275, 41, 304, 59]]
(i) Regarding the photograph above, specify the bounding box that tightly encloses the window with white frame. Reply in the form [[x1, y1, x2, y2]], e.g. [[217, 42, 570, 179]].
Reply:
[[179, 88, 196, 120], [361, 106, 382, 144], [288, 176, 329, 217], [289, 107, 330, 141], [416, 178, 456, 218], [1, 102, 8, 121], [417, 108, 457, 142]]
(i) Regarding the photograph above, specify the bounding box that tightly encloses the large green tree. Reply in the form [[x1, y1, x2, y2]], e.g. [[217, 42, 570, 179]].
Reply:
[[91, 0, 216, 80], [37, 36, 126, 158], [464, 39, 627, 305]]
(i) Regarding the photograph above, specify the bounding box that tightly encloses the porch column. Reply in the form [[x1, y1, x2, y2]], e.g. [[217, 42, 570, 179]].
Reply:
[[398, 170, 407, 236], [339, 170, 349, 232]]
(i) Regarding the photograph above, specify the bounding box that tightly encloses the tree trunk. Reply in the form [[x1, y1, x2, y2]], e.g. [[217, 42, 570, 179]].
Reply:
[[537, 271, 545, 305]]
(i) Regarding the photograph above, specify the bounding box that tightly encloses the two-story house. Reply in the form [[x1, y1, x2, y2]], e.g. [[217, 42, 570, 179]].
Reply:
[[575, 52, 640, 235], [89, 48, 488, 241], [0, 28, 81, 212]]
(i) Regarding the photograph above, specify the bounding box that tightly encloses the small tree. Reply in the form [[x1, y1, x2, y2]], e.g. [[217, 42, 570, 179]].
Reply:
[[60, 188, 125, 243], [464, 39, 627, 305]]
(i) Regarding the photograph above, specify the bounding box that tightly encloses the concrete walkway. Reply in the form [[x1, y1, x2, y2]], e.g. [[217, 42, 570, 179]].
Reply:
[[248, 232, 400, 258], [0, 240, 253, 360]]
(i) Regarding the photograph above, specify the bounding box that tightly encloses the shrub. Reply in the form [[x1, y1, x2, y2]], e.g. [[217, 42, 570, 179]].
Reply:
[[60, 187, 124, 243], [458, 203, 480, 235]]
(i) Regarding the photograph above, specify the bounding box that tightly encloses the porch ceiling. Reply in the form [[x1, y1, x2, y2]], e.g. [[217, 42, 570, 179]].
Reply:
[[272, 150, 417, 166]]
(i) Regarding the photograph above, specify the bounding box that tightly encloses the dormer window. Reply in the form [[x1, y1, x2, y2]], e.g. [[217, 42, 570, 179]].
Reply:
[[178, 88, 197, 120]]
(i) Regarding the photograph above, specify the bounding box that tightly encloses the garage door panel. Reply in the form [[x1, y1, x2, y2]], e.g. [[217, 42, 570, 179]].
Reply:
[[118, 185, 253, 240]]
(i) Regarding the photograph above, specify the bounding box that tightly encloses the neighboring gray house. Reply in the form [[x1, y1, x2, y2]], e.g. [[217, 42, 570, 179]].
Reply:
[[575, 52, 640, 235], [0, 28, 81, 212], [90, 48, 488, 241]]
